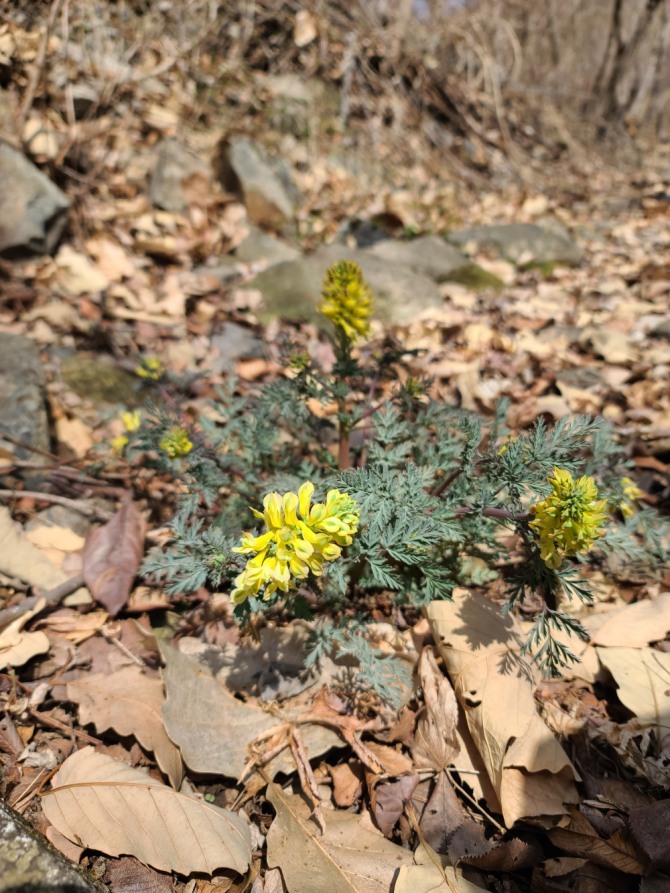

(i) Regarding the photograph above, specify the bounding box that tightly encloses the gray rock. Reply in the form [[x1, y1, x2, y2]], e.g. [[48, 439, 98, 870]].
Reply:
[[367, 236, 469, 281], [0, 798, 107, 893], [149, 139, 211, 213], [60, 355, 139, 406], [247, 244, 442, 326], [235, 225, 300, 265], [0, 333, 50, 460], [0, 141, 69, 255], [210, 322, 265, 372], [651, 318, 670, 341], [448, 222, 582, 266], [217, 136, 296, 228]]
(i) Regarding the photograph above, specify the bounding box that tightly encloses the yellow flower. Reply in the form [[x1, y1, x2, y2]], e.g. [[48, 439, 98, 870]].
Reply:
[[121, 410, 141, 432], [111, 434, 129, 454], [136, 356, 164, 380], [159, 426, 193, 458], [318, 260, 373, 343], [231, 482, 359, 604], [529, 468, 608, 569], [618, 476, 644, 519]]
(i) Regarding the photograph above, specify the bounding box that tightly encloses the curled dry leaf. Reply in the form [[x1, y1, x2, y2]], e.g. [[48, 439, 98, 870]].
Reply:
[[266, 783, 414, 893], [426, 591, 578, 826], [0, 507, 68, 592], [394, 844, 489, 893], [549, 808, 647, 875], [0, 599, 50, 670], [67, 664, 183, 789], [41, 747, 251, 876], [411, 647, 459, 771], [82, 492, 146, 616]]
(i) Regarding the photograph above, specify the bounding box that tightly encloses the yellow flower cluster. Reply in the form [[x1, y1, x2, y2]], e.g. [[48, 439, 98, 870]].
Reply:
[[318, 260, 374, 343], [136, 356, 164, 380], [159, 426, 193, 458], [231, 482, 359, 604], [111, 410, 141, 454], [618, 476, 644, 519], [529, 468, 607, 569]]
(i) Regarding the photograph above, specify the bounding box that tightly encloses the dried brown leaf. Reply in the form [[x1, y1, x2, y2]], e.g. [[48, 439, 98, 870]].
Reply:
[[371, 773, 419, 837], [266, 783, 414, 893], [67, 665, 183, 789], [412, 647, 459, 772], [82, 493, 146, 616], [42, 747, 251, 876]]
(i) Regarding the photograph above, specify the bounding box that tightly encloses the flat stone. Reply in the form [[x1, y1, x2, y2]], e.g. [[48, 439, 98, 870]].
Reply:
[[149, 139, 211, 213], [216, 136, 296, 228], [0, 798, 107, 893], [448, 222, 582, 266], [0, 333, 49, 460], [0, 140, 69, 255], [210, 322, 265, 372], [367, 236, 468, 281], [247, 244, 443, 326], [235, 225, 300, 265], [60, 355, 139, 406]]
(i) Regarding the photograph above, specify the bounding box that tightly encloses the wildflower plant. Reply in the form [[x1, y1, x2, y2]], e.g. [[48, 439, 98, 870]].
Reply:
[[137, 259, 669, 692]]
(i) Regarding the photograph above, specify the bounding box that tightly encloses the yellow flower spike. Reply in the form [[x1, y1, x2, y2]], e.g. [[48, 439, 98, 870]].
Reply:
[[529, 467, 608, 569], [318, 260, 374, 344], [159, 426, 193, 459], [231, 482, 360, 604]]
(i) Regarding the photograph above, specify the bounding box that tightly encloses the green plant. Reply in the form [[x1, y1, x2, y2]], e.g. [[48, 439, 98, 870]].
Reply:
[[134, 260, 668, 698]]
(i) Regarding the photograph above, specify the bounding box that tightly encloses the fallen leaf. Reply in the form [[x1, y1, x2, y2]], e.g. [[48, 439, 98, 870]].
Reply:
[[371, 773, 419, 836], [41, 610, 108, 644], [590, 594, 670, 647], [411, 647, 459, 771], [329, 762, 364, 807], [54, 244, 110, 295], [0, 507, 69, 591], [266, 783, 414, 892], [394, 843, 489, 893], [596, 647, 670, 746], [549, 809, 646, 875], [628, 800, 670, 872], [42, 747, 251, 875], [67, 665, 183, 788], [82, 493, 146, 615], [160, 643, 342, 779], [0, 599, 50, 670], [426, 591, 579, 826], [418, 770, 464, 852]]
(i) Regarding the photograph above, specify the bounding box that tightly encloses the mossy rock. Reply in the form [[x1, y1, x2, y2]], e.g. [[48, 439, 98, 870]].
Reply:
[[61, 355, 141, 406], [446, 263, 504, 293]]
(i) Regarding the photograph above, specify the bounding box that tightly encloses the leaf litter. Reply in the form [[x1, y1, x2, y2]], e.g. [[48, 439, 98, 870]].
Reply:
[[2, 2, 670, 891]]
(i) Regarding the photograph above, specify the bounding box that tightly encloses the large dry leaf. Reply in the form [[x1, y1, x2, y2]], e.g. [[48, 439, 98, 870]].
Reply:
[[549, 809, 646, 875], [596, 647, 670, 745], [394, 844, 488, 893], [266, 784, 414, 893], [0, 599, 50, 669], [67, 665, 183, 788], [0, 507, 68, 592], [160, 643, 342, 779], [590, 594, 670, 647], [411, 647, 459, 771], [82, 493, 146, 615], [42, 747, 251, 876], [425, 591, 578, 826]]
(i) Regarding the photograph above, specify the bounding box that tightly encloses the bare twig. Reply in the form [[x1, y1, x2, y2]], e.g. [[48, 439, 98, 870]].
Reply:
[[18, 0, 66, 139], [0, 489, 113, 522], [0, 575, 85, 631]]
